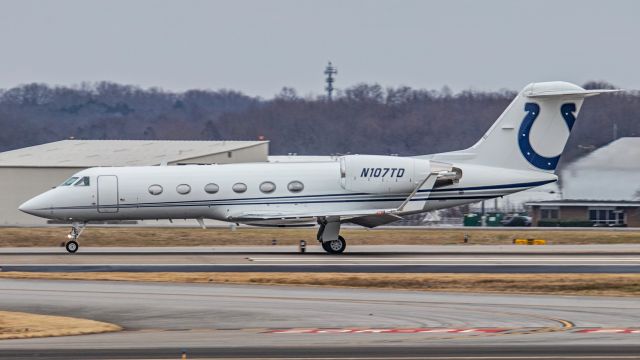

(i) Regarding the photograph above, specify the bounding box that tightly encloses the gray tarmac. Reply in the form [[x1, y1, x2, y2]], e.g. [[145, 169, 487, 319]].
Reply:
[[0, 278, 639, 359], [3, 244, 640, 254], [2, 245, 640, 273], [1, 245, 640, 358]]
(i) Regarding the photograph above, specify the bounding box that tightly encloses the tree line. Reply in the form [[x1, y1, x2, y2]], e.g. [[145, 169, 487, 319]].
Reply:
[[0, 81, 637, 166]]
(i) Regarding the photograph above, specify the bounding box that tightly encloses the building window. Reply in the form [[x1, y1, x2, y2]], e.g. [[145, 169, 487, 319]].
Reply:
[[287, 180, 304, 193], [540, 207, 559, 220], [204, 183, 219, 194], [259, 181, 276, 194], [176, 184, 191, 195], [148, 184, 163, 195], [232, 182, 247, 193], [589, 207, 624, 226], [227, 151, 232, 158]]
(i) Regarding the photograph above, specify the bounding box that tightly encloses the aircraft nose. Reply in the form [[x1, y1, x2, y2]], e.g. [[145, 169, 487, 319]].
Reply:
[[19, 194, 50, 217]]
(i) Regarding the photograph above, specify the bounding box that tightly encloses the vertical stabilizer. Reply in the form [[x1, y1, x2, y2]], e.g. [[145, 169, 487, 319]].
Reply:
[[464, 81, 617, 173]]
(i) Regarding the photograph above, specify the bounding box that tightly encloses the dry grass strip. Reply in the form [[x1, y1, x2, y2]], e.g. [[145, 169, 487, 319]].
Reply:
[[1, 227, 640, 247], [1, 272, 639, 297], [0, 310, 121, 340]]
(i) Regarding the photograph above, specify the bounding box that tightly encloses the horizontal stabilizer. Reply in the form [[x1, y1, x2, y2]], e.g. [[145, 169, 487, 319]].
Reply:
[[525, 88, 622, 98]]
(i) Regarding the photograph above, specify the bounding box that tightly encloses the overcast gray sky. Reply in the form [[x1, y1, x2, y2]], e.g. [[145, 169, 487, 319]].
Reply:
[[0, 0, 638, 97]]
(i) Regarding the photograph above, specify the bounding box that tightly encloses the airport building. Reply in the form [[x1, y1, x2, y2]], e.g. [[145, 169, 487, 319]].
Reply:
[[0, 140, 269, 225], [526, 200, 640, 227]]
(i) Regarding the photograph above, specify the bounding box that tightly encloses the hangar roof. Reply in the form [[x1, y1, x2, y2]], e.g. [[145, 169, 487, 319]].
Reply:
[[0, 140, 268, 167]]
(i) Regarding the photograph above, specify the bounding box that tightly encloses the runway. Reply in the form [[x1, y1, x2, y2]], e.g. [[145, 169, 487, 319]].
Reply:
[[2, 245, 640, 273], [4, 264, 640, 273], [0, 278, 639, 359]]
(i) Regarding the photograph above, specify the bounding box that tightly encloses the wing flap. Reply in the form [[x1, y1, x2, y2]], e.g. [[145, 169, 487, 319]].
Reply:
[[227, 208, 398, 223], [348, 213, 403, 228]]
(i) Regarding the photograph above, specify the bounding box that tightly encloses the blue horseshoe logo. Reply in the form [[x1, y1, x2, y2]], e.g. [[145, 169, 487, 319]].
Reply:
[[518, 102, 576, 171]]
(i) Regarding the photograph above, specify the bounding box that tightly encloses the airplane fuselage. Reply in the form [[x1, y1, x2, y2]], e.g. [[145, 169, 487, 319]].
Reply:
[[21, 160, 556, 224]]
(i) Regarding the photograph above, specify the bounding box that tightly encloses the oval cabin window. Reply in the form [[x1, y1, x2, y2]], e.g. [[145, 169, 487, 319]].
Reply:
[[176, 184, 191, 195], [232, 182, 247, 193], [259, 181, 276, 194], [204, 183, 219, 194], [287, 180, 304, 193], [148, 184, 163, 195]]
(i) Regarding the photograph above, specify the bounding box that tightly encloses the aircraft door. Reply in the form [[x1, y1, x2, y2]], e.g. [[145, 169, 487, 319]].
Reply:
[[97, 175, 119, 213]]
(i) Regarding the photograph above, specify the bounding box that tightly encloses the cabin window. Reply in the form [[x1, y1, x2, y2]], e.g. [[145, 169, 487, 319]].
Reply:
[[148, 184, 163, 195], [74, 176, 90, 186], [61, 177, 79, 186], [176, 184, 191, 195], [287, 180, 304, 193], [259, 181, 276, 194], [232, 182, 247, 193], [204, 183, 219, 194]]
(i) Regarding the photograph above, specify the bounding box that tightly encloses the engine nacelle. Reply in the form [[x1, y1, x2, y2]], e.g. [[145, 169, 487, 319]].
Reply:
[[339, 155, 452, 194]]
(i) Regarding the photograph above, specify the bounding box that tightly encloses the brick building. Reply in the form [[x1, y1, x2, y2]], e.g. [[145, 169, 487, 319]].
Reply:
[[526, 200, 640, 227]]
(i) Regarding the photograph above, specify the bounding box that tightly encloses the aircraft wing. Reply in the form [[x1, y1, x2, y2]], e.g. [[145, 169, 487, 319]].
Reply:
[[227, 209, 403, 228], [227, 164, 455, 228]]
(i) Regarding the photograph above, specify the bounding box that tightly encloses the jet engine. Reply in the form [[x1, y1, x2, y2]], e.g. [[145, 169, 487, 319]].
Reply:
[[339, 155, 459, 194]]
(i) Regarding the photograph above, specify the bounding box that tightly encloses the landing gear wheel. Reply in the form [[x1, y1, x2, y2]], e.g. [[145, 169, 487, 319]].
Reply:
[[321, 241, 331, 252], [322, 236, 346, 254], [66, 240, 79, 253], [64, 222, 86, 254]]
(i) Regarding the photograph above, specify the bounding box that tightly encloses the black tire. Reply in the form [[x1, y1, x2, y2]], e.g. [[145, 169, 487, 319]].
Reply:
[[323, 236, 346, 254], [321, 241, 331, 252], [66, 240, 79, 253]]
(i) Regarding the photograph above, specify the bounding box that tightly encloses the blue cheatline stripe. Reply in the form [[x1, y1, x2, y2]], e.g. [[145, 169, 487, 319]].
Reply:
[[419, 179, 555, 193], [92, 179, 557, 209], [45, 195, 498, 211], [38, 180, 554, 212]]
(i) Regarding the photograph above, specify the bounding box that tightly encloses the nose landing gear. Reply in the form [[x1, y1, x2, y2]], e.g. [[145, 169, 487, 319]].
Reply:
[[65, 222, 86, 253]]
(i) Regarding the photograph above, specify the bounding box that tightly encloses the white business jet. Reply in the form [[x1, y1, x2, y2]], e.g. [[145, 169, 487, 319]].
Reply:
[[19, 81, 616, 254]]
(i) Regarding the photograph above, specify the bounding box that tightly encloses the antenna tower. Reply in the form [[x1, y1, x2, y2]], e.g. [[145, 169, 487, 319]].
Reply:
[[324, 61, 337, 100]]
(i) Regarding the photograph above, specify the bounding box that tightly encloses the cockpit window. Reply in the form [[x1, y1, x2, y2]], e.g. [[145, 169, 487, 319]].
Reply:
[[74, 176, 90, 186], [61, 177, 79, 186]]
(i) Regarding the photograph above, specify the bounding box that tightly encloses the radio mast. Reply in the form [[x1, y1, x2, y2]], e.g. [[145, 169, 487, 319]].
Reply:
[[324, 61, 337, 100]]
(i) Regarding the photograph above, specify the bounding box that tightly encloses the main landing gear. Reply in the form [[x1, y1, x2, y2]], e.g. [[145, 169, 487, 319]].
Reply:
[[317, 218, 346, 254], [321, 236, 346, 254], [65, 222, 86, 253]]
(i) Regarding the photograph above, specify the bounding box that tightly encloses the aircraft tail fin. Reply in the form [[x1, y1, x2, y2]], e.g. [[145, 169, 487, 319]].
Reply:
[[464, 81, 619, 173]]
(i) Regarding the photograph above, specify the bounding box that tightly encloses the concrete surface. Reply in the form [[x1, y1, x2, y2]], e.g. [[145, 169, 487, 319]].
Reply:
[[4, 244, 640, 254], [0, 279, 639, 358], [2, 245, 640, 273]]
